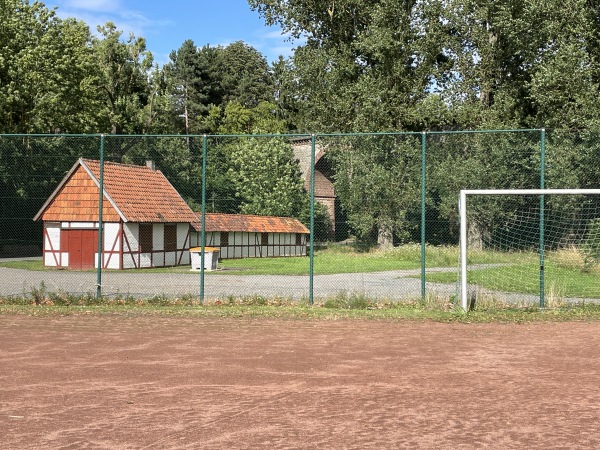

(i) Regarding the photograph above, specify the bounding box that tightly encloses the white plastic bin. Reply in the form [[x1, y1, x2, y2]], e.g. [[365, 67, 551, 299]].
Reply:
[[189, 247, 219, 271]]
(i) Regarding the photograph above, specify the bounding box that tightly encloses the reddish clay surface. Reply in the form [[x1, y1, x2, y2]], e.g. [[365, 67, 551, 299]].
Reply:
[[1, 315, 600, 449]]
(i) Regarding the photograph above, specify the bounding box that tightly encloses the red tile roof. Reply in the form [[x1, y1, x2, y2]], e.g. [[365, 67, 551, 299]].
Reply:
[[35, 159, 199, 229], [196, 213, 309, 234]]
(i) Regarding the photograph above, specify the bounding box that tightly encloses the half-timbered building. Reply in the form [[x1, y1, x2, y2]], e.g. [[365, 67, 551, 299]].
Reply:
[[34, 158, 199, 270]]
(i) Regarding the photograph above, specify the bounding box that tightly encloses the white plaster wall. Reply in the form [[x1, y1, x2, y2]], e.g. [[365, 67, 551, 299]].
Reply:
[[96, 253, 119, 270], [67, 222, 95, 228], [43, 224, 62, 267], [104, 253, 119, 269], [124, 223, 138, 252], [179, 251, 190, 265], [154, 253, 165, 267], [153, 223, 164, 251], [44, 224, 60, 251], [45, 252, 68, 267], [164, 251, 176, 266], [123, 254, 136, 269], [177, 224, 189, 248], [103, 223, 120, 252], [139, 253, 152, 268]]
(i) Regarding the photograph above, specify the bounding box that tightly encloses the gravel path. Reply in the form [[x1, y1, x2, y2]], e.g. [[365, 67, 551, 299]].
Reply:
[[0, 266, 457, 301]]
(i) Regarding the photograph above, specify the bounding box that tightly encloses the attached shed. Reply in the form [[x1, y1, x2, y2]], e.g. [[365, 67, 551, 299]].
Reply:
[[34, 158, 200, 270], [191, 213, 310, 259]]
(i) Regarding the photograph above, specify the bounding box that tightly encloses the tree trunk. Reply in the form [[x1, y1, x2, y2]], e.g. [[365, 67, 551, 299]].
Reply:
[[467, 221, 490, 250], [377, 219, 394, 249]]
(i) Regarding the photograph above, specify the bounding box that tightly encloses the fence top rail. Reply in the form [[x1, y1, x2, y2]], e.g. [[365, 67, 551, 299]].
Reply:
[[427, 128, 542, 135], [0, 129, 544, 139], [461, 189, 600, 196]]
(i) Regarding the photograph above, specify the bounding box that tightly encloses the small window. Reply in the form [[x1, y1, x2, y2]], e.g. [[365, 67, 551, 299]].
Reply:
[[164, 224, 177, 251], [296, 233, 303, 246], [261, 233, 269, 246], [139, 224, 153, 252], [220, 231, 229, 247]]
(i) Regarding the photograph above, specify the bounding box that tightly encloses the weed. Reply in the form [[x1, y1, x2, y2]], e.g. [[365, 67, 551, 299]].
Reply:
[[322, 292, 374, 310], [30, 282, 47, 305]]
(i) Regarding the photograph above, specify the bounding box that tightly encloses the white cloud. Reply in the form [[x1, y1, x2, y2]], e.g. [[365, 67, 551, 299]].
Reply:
[[52, 1, 171, 42], [61, 0, 122, 12], [269, 45, 296, 59]]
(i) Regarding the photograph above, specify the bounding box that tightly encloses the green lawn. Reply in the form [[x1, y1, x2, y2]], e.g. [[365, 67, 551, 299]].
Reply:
[[3, 299, 600, 323], [424, 262, 600, 299], [5, 247, 596, 300], [0, 245, 460, 275]]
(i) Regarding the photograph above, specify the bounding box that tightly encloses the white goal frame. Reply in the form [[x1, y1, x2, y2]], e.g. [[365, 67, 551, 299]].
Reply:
[[459, 189, 600, 311]]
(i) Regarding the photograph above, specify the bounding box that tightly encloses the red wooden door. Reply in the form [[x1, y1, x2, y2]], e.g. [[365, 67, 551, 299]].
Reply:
[[64, 229, 98, 270]]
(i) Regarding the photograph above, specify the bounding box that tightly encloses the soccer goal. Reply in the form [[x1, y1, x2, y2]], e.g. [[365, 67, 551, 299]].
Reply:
[[459, 189, 600, 311]]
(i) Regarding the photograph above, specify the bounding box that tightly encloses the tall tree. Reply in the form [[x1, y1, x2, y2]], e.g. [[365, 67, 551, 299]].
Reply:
[[165, 41, 223, 134], [228, 136, 307, 217], [327, 134, 422, 247], [219, 41, 275, 108], [249, 0, 448, 132], [92, 22, 153, 135], [0, 0, 98, 133]]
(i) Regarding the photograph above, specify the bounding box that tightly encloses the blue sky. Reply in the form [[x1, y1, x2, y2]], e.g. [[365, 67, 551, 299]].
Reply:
[[43, 0, 297, 64]]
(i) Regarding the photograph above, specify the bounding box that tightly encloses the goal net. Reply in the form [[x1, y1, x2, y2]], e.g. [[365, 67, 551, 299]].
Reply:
[[459, 189, 600, 310]]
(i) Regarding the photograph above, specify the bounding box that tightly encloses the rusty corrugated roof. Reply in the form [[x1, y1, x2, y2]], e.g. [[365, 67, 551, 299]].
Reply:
[[35, 159, 199, 229], [195, 213, 309, 234]]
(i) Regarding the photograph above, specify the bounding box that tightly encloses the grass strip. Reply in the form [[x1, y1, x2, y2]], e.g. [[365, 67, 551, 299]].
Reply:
[[2, 292, 600, 323]]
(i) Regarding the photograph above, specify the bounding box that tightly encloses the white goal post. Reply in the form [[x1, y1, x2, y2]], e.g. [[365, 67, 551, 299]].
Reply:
[[459, 188, 600, 311]]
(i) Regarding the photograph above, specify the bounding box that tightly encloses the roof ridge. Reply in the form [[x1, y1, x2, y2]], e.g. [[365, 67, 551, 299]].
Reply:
[[81, 158, 156, 171], [204, 212, 298, 220]]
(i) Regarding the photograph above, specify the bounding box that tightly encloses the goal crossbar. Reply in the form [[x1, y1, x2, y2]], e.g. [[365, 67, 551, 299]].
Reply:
[[459, 189, 600, 311]]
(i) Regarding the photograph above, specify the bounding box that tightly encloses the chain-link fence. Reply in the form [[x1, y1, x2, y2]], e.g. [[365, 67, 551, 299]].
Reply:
[[1, 130, 598, 306]]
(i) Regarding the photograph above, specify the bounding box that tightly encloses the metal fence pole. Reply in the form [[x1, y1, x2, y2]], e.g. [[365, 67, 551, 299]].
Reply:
[[421, 132, 427, 301], [539, 128, 546, 308], [309, 134, 316, 305], [200, 134, 207, 304], [96, 134, 105, 299]]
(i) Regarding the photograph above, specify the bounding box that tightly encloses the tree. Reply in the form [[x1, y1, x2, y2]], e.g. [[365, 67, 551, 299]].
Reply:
[[219, 41, 275, 108], [271, 56, 300, 130], [218, 101, 287, 134], [327, 134, 422, 247], [0, 0, 98, 133], [249, 0, 449, 132], [249, 0, 449, 245], [165, 41, 223, 134], [228, 136, 307, 217], [92, 22, 153, 136]]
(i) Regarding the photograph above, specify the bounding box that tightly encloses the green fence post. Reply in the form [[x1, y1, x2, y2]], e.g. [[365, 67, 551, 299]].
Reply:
[[309, 134, 316, 306], [96, 134, 105, 300], [421, 132, 427, 301], [200, 134, 207, 304], [539, 128, 546, 308]]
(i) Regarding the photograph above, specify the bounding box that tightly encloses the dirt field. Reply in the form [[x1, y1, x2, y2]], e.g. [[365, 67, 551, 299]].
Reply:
[[1, 315, 600, 449]]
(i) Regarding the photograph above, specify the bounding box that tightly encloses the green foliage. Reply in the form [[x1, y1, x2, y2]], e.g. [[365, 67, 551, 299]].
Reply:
[[250, 0, 449, 132], [92, 22, 153, 136], [217, 101, 287, 134], [325, 134, 421, 247], [219, 41, 274, 108], [0, 0, 99, 133], [323, 292, 373, 310], [228, 136, 306, 217], [581, 218, 600, 272]]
